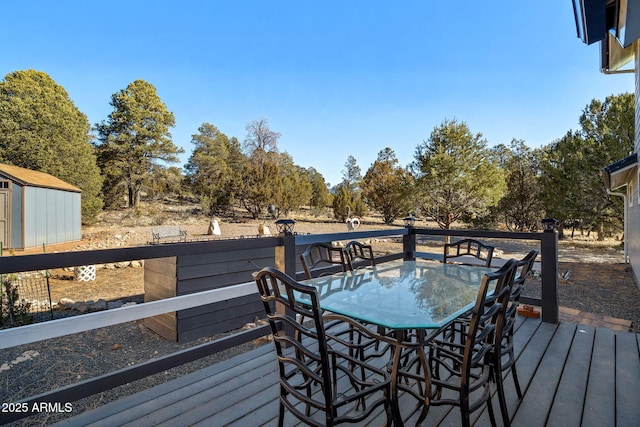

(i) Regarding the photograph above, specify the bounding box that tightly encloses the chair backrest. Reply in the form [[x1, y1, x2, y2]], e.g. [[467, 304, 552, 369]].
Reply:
[[345, 240, 376, 267], [254, 267, 335, 420], [463, 259, 517, 380], [501, 249, 539, 340], [443, 238, 495, 267], [300, 243, 353, 279]]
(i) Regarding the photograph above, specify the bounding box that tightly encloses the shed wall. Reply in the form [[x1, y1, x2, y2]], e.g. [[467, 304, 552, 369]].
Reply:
[[10, 183, 22, 249], [24, 187, 81, 248]]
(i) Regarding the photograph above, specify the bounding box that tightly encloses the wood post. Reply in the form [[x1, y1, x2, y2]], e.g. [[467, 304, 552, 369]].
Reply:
[[540, 225, 559, 324], [403, 226, 416, 261]]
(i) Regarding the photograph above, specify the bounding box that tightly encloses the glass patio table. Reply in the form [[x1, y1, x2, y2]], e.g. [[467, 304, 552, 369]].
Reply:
[[298, 258, 494, 426]]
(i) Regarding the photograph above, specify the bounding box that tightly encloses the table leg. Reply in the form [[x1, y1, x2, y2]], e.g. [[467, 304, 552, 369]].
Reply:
[[389, 330, 432, 426], [389, 335, 405, 426]]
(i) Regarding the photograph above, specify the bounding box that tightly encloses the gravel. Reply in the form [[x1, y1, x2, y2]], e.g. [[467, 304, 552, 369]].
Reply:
[[1, 322, 266, 426]]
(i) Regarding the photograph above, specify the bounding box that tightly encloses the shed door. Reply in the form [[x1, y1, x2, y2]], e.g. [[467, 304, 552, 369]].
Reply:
[[0, 182, 9, 251]]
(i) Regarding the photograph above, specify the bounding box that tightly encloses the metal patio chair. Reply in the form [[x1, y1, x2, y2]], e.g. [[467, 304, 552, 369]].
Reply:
[[345, 240, 376, 268], [254, 267, 393, 426], [443, 238, 495, 267], [300, 243, 353, 279], [416, 258, 518, 427], [491, 249, 538, 425]]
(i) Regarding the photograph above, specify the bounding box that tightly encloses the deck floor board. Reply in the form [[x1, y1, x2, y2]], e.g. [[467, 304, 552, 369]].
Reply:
[[52, 317, 639, 427]]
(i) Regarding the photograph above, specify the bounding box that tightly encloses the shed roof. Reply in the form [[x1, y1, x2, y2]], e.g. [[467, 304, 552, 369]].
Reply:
[[0, 163, 82, 193]]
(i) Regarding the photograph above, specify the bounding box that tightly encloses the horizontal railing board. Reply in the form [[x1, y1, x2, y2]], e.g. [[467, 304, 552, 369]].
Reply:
[[293, 228, 407, 246], [0, 238, 282, 274], [0, 281, 258, 349], [414, 228, 543, 241]]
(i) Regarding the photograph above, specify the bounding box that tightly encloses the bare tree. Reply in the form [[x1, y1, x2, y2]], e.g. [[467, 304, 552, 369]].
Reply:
[[244, 117, 281, 155]]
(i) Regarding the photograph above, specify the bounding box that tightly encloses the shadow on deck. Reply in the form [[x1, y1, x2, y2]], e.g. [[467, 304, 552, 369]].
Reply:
[[52, 316, 640, 427]]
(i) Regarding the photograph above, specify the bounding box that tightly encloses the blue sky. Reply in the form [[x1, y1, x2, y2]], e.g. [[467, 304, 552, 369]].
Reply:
[[0, 1, 634, 186]]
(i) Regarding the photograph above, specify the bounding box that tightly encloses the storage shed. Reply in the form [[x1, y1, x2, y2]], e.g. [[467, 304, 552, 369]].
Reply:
[[0, 163, 82, 250]]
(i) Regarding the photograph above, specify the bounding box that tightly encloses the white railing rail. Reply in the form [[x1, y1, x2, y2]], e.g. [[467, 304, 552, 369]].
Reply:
[[0, 281, 256, 350]]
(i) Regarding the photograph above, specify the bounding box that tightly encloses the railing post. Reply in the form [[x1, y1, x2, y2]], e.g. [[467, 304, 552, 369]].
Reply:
[[274, 230, 298, 342], [540, 219, 559, 324], [402, 224, 416, 261], [282, 234, 296, 279], [274, 219, 298, 277]]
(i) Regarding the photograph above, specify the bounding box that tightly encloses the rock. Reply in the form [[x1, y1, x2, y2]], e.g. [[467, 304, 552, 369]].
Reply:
[[108, 300, 123, 309], [130, 260, 143, 268], [58, 298, 75, 309], [93, 299, 108, 311], [73, 302, 89, 313], [114, 261, 130, 268]]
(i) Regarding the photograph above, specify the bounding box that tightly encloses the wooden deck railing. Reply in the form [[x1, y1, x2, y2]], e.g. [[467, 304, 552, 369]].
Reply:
[[0, 225, 558, 424]]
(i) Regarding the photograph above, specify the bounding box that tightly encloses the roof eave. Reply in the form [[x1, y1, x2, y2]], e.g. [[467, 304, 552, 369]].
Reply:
[[603, 153, 638, 191]]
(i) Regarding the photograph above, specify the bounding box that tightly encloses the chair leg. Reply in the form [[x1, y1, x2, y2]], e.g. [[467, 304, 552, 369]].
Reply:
[[486, 392, 497, 427], [460, 399, 471, 427], [511, 364, 523, 399], [495, 371, 510, 427], [278, 399, 285, 427]]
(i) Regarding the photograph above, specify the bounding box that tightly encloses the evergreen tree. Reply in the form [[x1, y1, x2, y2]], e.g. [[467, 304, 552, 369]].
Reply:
[[237, 118, 282, 218], [0, 69, 103, 223], [334, 155, 367, 219], [332, 183, 354, 222], [239, 150, 281, 219], [494, 140, 544, 231], [539, 93, 634, 239], [362, 148, 413, 224], [307, 167, 332, 213], [95, 80, 182, 209], [277, 153, 312, 216], [184, 123, 245, 215], [412, 119, 505, 229]]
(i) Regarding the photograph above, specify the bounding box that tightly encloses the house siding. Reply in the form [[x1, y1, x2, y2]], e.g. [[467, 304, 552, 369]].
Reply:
[[629, 42, 640, 283]]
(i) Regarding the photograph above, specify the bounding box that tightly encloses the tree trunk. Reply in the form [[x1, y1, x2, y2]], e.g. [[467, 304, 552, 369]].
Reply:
[[128, 186, 140, 209], [597, 222, 605, 241]]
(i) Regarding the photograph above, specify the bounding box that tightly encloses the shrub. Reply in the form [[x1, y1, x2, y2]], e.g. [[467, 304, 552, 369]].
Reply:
[[0, 275, 33, 327]]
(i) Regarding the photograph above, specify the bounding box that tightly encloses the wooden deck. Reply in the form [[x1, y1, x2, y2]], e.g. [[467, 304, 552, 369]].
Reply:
[[53, 316, 640, 426]]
